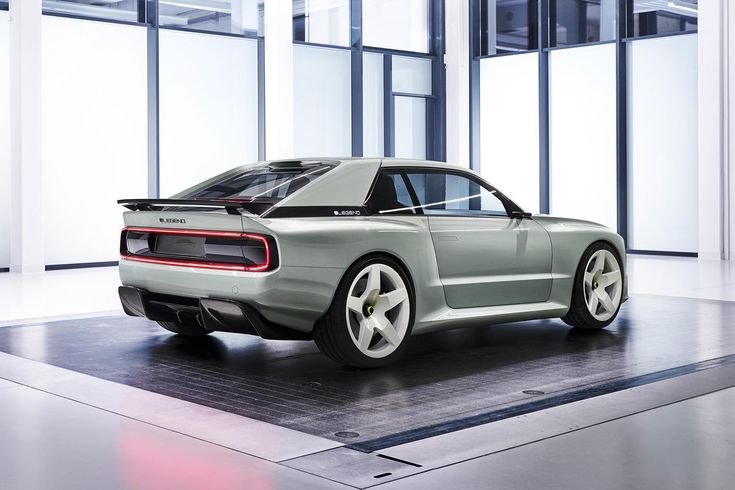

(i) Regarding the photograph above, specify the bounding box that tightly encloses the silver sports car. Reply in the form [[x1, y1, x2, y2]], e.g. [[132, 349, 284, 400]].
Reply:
[[118, 158, 627, 367]]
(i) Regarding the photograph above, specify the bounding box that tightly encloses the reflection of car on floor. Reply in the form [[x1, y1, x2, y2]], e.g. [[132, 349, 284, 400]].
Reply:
[[117, 158, 627, 368]]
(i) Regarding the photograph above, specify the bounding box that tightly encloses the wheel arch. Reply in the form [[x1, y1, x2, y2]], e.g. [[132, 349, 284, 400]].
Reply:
[[323, 250, 417, 315], [568, 238, 627, 302]]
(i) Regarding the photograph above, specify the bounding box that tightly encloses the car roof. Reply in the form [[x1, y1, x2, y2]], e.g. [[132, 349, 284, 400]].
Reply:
[[264, 157, 468, 171]]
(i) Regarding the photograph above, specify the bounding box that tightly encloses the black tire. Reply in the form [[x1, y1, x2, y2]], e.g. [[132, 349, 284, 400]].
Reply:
[[156, 320, 211, 337], [562, 242, 624, 330], [313, 256, 415, 368]]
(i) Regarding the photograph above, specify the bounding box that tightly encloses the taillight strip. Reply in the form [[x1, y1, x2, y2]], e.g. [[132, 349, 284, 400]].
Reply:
[[120, 227, 271, 272], [123, 226, 243, 238]]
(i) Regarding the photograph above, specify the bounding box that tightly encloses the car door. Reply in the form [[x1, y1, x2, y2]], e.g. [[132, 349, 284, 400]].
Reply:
[[404, 170, 553, 309]]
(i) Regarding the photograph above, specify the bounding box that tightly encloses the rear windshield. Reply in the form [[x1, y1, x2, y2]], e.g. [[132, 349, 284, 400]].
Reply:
[[181, 164, 334, 202]]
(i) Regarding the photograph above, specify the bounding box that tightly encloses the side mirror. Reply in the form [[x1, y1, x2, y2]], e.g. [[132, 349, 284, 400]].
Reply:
[[510, 210, 532, 219]]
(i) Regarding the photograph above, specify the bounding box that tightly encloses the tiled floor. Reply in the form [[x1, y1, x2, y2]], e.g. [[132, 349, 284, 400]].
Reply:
[[1, 294, 733, 446], [0, 255, 734, 489]]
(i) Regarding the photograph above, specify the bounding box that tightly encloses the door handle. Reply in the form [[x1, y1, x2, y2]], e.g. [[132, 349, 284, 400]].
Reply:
[[437, 235, 459, 241]]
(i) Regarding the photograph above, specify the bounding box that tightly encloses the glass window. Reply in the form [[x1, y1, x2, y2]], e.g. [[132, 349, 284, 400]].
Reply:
[[550, 0, 616, 47], [293, 0, 350, 47], [406, 172, 508, 216], [481, 0, 537, 56], [627, 34, 698, 252], [0, 1, 8, 11], [367, 172, 417, 214], [392, 56, 432, 95], [159, 0, 263, 36], [363, 52, 385, 158], [628, 0, 698, 38], [479, 52, 540, 212], [42, 0, 140, 22], [363, 0, 429, 53], [394, 96, 427, 159], [182, 163, 335, 201], [293, 44, 352, 156], [158, 31, 259, 198]]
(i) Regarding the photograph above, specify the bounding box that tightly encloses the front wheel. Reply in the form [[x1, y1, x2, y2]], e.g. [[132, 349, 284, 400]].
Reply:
[[314, 257, 415, 368], [562, 243, 624, 330]]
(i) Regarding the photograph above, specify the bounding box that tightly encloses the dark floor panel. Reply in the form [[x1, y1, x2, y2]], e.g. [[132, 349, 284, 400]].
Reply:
[[1, 295, 734, 447]]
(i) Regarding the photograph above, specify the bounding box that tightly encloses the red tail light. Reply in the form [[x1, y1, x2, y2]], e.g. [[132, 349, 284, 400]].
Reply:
[[120, 227, 276, 272]]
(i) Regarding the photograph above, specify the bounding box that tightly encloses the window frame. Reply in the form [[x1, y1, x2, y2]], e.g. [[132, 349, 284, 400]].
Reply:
[[365, 167, 526, 218]]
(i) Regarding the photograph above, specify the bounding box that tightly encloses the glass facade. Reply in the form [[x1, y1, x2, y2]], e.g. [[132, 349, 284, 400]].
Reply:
[[159, 0, 263, 35], [472, 0, 699, 254], [392, 56, 432, 95], [394, 96, 427, 159], [550, 0, 616, 47], [363, 0, 429, 53], [363, 52, 385, 158], [158, 31, 259, 197], [292, 0, 350, 46], [480, 0, 537, 56], [42, 0, 141, 22], [628, 0, 698, 38], [293, 44, 352, 157]]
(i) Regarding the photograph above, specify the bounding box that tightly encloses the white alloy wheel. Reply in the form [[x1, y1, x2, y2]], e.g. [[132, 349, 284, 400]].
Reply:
[[583, 249, 623, 322], [344, 263, 410, 359]]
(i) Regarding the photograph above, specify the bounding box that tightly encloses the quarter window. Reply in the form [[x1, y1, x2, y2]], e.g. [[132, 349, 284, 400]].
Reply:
[[367, 172, 416, 214]]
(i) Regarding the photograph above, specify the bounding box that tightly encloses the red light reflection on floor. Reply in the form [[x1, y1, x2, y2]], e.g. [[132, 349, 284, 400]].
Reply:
[[119, 426, 274, 490]]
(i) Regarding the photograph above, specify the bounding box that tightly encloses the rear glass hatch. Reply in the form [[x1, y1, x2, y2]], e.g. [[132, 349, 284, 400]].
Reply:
[[175, 160, 338, 215]]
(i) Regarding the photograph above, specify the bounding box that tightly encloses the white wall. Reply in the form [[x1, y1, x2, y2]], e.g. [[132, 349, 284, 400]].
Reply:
[[159, 29, 258, 197], [293, 44, 351, 157], [479, 52, 540, 212], [42, 16, 148, 265], [550, 43, 617, 230], [0, 11, 9, 269], [628, 34, 698, 253]]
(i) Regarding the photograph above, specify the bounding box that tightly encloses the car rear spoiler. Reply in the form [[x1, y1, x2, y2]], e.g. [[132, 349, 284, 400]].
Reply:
[[117, 199, 271, 216]]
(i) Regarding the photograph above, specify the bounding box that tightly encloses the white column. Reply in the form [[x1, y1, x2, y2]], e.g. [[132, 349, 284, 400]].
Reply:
[[9, 0, 44, 273], [698, 0, 730, 260], [445, 0, 470, 168], [264, 0, 294, 159]]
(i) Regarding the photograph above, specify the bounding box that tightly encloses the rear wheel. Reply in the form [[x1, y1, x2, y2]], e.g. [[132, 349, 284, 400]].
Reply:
[[314, 257, 414, 368], [562, 243, 624, 330], [156, 321, 211, 337]]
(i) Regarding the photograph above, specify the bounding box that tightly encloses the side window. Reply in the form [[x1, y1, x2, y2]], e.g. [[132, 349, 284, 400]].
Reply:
[[406, 172, 508, 216], [367, 172, 416, 214]]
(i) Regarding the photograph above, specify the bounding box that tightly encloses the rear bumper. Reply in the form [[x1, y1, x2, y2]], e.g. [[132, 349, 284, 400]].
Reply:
[[119, 286, 312, 340], [119, 258, 343, 332]]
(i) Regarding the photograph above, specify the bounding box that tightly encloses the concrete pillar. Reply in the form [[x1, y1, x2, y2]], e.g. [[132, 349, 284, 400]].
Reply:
[[264, 0, 294, 159], [445, 0, 470, 168], [9, 0, 44, 273]]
